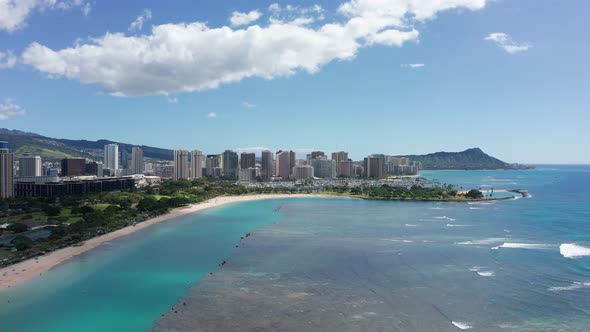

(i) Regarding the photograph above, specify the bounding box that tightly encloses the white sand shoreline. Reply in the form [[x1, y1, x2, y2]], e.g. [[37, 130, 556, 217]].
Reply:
[[0, 193, 335, 291]]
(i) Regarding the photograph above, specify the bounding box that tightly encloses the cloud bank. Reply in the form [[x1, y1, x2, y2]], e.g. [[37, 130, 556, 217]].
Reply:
[[21, 0, 488, 96]]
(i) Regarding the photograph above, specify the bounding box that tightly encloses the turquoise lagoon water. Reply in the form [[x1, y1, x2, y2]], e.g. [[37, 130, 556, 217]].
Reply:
[[2, 166, 590, 331], [0, 200, 283, 331]]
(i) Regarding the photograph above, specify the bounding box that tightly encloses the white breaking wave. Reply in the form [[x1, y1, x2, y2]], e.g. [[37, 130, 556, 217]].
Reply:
[[446, 224, 472, 227], [491, 243, 554, 250], [468, 201, 494, 205], [469, 207, 482, 210], [548, 282, 590, 292], [429, 207, 444, 210], [452, 321, 473, 330], [457, 238, 508, 245], [404, 224, 417, 227], [469, 266, 495, 277], [560, 243, 590, 258], [434, 216, 456, 221]]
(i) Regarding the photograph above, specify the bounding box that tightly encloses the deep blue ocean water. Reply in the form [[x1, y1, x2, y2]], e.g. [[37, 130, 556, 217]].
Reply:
[[2, 166, 590, 331]]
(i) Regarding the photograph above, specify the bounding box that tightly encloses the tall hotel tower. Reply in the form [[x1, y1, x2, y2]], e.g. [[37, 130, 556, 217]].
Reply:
[[104, 144, 119, 172], [0, 141, 14, 199], [131, 147, 144, 175], [261, 150, 273, 181], [173, 150, 190, 180], [190, 150, 205, 179]]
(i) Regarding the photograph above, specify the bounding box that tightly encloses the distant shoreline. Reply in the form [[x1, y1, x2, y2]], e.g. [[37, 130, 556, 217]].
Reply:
[[0, 190, 527, 291]]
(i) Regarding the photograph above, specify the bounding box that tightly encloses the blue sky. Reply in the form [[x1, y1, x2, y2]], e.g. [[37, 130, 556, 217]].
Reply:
[[0, 0, 588, 163]]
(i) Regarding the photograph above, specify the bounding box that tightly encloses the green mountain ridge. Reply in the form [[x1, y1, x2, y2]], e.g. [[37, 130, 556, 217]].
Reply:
[[0, 129, 172, 162], [402, 148, 530, 170]]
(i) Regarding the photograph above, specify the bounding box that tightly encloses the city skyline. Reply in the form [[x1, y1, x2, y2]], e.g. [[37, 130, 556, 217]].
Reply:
[[0, 1, 589, 164]]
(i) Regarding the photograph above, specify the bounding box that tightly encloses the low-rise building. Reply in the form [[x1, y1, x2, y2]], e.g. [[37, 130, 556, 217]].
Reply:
[[15, 177, 135, 198]]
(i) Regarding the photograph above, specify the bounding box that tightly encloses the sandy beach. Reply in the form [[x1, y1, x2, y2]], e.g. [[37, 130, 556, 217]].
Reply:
[[0, 193, 334, 291]]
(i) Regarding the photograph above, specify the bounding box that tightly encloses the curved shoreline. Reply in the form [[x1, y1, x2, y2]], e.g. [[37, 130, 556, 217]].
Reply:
[[0, 190, 528, 291], [0, 194, 335, 291]]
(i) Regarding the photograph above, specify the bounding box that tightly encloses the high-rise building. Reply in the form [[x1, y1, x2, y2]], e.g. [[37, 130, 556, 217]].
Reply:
[[261, 150, 273, 181], [173, 150, 190, 180], [0, 141, 14, 199], [364, 155, 385, 178], [291, 165, 314, 180], [190, 150, 205, 179], [205, 154, 220, 177], [131, 147, 144, 175], [308, 151, 325, 160], [331, 151, 349, 176], [310, 158, 336, 178], [121, 149, 131, 170], [275, 150, 295, 180], [85, 161, 104, 177], [61, 158, 87, 176], [104, 144, 119, 171], [339, 160, 353, 177], [240, 152, 256, 170], [353, 164, 364, 177], [221, 150, 239, 178], [18, 154, 42, 177]]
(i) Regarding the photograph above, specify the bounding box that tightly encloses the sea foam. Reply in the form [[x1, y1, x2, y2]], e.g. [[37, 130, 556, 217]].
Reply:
[[452, 321, 472, 330], [548, 282, 590, 292], [457, 238, 508, 245], [560, 243, 590, 258], [469, 266, 495, 277], [434, 216, 456, 221], [477, 271, 495, 277], [491, 243, 554, 250]]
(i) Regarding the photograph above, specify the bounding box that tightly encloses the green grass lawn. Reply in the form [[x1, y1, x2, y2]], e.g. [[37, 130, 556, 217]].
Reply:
[[0, 207, 84, 225], [0, 250, 14, 259], [90, 203, 113, 211]]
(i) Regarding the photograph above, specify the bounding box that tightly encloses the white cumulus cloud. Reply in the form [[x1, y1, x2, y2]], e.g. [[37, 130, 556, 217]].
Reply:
[[242, 101, 255, 108], [207, 112, 217, 118], [485, 32, 531, 54], [0, 99, 26, 120], [21, 0, 489, 96], [0, 0, 91, 32], [129, 9, 152, 32], [230, 10, 262, 27]]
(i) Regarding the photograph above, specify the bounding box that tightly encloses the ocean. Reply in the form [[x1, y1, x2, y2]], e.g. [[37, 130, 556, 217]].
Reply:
[[1, 166, 590, 331]]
